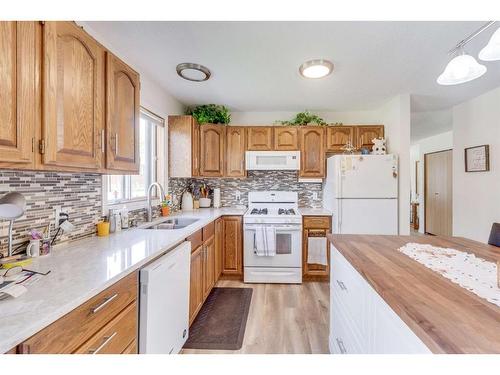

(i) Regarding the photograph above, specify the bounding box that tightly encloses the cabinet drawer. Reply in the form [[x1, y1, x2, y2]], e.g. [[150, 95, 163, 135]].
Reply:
[[331, 246, 367, 341], [330, 293, 363, 354], [21, 272, 137, 353], [187, 229, 203, 251], [75, 301, 137, 354], [202, 222, 215, 241], [303, 216, 331, 229]]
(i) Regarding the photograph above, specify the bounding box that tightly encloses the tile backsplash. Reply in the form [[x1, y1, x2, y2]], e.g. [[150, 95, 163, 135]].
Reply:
[[170, 171, 323, 208], [0, 170, 102, 256]]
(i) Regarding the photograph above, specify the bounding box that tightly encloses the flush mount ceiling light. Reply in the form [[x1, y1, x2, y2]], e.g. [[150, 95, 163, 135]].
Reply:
[[479, 27, 500, 61], [437, 21, 496, 86], [437, 49, 487, 85], [299, 59, 334, 79], [176, 63, 211, 82]]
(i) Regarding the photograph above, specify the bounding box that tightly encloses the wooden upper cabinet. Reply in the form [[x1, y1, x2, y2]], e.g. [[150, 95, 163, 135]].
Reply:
[[274, 127, 299, 150], [326, 126, 354, 152], [226, 127, 246, 177], [105, 52, 140, 173], [41, 22, 104, 170], [299, 127, 325, 178], [168, 116, 199, 177], [199, 124, 225, 177], [355, 125, 384, 151], [247, 127, 273, 150], [0, 22, 36, 168]]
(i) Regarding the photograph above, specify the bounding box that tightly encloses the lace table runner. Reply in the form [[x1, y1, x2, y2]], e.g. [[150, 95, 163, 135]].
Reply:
[[398, 243, 500, 307]]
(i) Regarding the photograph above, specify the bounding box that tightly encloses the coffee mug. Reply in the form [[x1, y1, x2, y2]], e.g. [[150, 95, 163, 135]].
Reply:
[[26, 239, 40, 257]]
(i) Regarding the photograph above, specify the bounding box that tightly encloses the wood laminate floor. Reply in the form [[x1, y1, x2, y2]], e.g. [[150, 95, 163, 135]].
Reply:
[[181, 280, 330, 354]]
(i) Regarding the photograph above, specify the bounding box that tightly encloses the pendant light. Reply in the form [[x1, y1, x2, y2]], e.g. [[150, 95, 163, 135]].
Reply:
[[437, 21, 495, 86], [479, 27, 500, 61], [437, 49, 487, 85]]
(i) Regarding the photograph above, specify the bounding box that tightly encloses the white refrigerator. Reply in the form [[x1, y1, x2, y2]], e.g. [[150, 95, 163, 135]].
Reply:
[[323, 154, 399, 235]]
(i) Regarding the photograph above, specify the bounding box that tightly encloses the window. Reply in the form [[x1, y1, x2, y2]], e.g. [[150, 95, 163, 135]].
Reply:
[[104, 108, 166, 210]]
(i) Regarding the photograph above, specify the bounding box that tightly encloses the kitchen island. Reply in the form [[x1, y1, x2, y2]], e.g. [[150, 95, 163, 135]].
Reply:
[[327, 234, 500, 354]]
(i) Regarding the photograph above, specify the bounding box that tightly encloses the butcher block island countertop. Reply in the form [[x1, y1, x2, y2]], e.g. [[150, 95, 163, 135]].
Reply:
[[327, 234, 500, 354]]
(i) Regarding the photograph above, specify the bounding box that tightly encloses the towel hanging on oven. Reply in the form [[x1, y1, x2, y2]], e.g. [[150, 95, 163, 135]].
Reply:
[[254, 226, 276, 256]]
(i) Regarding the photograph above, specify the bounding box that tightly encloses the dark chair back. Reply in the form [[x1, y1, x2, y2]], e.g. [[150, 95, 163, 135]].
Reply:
[[488, 223, 500, 247]]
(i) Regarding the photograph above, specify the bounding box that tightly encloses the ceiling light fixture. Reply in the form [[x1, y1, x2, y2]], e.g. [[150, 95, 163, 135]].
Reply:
[[437, 21, 495, 86], [299, 59, 334, 79], [176, 63, 211, 82], [437, 49, 487, 85], [479, 27, 500, 61]]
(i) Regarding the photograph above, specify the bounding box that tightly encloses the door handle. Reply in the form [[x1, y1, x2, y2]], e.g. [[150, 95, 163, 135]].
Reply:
[[88, 332, 117, 354], [336, 338, 347, 354]]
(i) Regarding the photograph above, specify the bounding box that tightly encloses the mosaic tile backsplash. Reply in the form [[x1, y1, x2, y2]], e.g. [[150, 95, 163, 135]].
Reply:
[[0, 171, 102, 256], [169, 171, 323, 209]]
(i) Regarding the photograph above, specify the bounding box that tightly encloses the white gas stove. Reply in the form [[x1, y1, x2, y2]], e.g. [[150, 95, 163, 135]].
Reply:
[[243, 191, 302, 284]]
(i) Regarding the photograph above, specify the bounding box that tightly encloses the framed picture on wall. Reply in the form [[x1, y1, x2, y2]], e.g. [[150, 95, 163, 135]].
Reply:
[[465, 145, 490, 172]]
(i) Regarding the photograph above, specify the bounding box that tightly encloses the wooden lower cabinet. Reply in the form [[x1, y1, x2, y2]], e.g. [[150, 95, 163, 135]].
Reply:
[[215, 218, 223, 280], [189, 244, 204, 325], [303, 216, 332, 281], [203, 234, 216, 300], [221, 216, 243, 277], [17, 272, 138, 354]]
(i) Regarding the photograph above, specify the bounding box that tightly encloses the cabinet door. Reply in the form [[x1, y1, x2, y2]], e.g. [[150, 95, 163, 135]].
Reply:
[[215, 218, 223, 280], [191, 119, 200, 177], [189, 245, 203, 325], [355, 125, 384, 151], [105, 52, 140, 173], [0, 22, 36, 168], [203, 235, 216, 299], [42, 21, 104, 170], [222, 216, 243, 277], [274, 127, 299, 150], [199, 124, 225, 177], [326, 126, 354, 152], [226, 127, 246, 177], [168, 115, 199, 177], [247, 127, 273, 150], [303, 228, 330, 281], [299, 127, 325, 178]]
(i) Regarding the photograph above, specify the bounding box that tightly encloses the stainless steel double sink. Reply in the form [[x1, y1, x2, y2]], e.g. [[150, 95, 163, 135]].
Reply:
[[142, 217, 199, 230]]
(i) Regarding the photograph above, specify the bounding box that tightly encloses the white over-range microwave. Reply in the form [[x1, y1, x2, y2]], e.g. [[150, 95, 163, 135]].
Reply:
[[245, 151, 300, 171]]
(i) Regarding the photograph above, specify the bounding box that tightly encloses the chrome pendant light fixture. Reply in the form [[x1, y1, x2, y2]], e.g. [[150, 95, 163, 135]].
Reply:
[[437, 21, 495, 86]]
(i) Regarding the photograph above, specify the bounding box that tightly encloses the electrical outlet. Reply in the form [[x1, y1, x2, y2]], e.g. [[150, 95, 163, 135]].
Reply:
[[54, 206, 61, 228], [235, 190, 241, 202], [313, 192, 318, 200]]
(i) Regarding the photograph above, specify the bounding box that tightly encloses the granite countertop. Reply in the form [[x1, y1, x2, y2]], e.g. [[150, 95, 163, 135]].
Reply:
[[0, 207, 246, 353], [328, 234, 500, 353], [298, 208, 332, 216]]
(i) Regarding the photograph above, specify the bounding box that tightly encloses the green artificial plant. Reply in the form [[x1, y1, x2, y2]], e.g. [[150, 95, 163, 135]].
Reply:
[[186, 104, 231, 125]]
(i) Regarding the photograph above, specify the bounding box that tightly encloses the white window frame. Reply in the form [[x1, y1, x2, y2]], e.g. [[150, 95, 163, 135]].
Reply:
[[102, 107, 167, 215]]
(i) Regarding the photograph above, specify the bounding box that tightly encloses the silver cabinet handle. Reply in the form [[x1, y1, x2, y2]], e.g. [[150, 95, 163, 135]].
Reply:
[[336, 338, 347, 354], [88, 332, 117, 354], [91, 293, 118, 314], [336, 280, 347, 291]]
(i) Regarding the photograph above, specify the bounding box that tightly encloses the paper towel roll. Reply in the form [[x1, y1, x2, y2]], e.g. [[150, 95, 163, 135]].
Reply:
[[213, 188, 221, 208]]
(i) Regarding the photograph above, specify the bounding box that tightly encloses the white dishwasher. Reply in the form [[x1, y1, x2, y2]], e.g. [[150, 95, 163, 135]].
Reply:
[[139, 241, 191, 354]]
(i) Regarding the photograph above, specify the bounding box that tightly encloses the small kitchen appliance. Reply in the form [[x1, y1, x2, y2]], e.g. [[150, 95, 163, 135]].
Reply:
[[243, 191, 302, 283], [181, 191, 194, 211]]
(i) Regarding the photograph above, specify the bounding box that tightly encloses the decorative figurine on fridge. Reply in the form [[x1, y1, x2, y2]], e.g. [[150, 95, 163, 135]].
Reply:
[[372, 138, 387, 155]]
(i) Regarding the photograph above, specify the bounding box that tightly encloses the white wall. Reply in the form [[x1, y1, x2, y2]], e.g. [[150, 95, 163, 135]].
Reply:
[[377, 94, 411, 235], [453, 86, 500, 243], [410, 131, 453, 233], [230, 110, 381, 125]]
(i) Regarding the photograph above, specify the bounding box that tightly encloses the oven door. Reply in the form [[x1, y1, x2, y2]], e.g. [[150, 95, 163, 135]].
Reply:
[[244, 224, 302, 267]]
